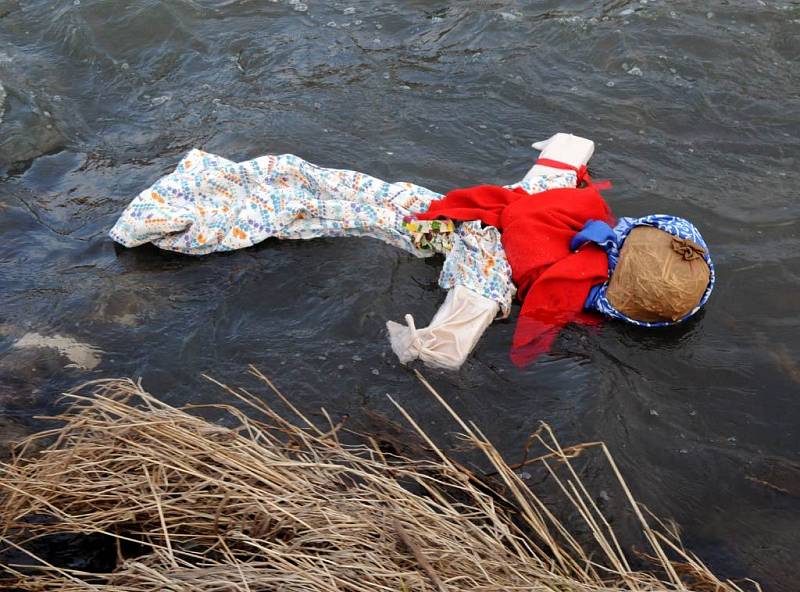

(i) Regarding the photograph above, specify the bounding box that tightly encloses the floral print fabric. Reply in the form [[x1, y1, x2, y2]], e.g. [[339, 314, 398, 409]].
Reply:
[[110, 150, 437, 256], [402, 218, 456, 253]]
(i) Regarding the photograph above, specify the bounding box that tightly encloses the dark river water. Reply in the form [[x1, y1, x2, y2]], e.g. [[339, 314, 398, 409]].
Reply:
[[1, 0, 798, 589]]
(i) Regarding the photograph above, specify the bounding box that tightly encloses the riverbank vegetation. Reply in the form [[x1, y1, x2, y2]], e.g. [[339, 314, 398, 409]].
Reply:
[[0, 369, 756, 591]]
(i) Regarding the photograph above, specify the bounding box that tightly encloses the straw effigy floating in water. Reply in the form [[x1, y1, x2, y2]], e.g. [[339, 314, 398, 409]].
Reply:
[[0, 368, 757, 591]]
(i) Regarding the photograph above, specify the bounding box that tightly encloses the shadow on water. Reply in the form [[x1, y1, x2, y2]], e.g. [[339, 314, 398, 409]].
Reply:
[[1, 1, 799, 589]]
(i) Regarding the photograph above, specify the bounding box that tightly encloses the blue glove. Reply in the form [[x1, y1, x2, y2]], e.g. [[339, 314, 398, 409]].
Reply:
[[570, 219, 618, 253]]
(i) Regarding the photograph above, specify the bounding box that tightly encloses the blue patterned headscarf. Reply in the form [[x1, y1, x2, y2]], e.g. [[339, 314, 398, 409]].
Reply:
[[572, 215, 715, 327]]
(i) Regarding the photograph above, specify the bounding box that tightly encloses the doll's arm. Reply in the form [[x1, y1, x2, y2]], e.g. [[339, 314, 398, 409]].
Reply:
[[385, 222, 513, 371], [509, 132, 595, 193], [386, 285, 499, 371]]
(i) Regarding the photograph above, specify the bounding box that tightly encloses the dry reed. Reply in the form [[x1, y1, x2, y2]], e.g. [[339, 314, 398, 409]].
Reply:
[[0, 367, 758, 591]]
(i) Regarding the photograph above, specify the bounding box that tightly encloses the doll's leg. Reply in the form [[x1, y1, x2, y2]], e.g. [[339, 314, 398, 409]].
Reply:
[[110, 150, 439, 256], [386, 222, 515, 370]]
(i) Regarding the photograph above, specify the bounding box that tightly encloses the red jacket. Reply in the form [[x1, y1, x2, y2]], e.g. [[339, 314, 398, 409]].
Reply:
[[416, 183, 614, 365]]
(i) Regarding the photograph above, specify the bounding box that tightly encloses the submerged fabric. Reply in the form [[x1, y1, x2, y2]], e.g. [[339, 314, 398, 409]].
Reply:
[[415, 184, 614, 359]]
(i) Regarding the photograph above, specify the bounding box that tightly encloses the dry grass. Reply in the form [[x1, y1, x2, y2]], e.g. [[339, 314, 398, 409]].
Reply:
[[0, 367, 758, 591]]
